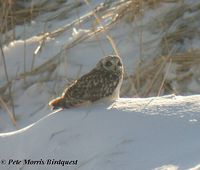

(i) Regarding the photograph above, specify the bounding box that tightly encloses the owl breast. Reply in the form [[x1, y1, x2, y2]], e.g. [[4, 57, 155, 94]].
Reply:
[[64, 69, 122, 102]]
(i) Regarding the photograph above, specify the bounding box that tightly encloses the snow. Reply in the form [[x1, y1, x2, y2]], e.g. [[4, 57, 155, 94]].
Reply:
[[1, 96, 200, 170], [0, 0, 200, 170]]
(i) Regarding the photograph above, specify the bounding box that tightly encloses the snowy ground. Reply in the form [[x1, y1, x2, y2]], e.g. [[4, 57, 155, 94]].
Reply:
[[1, 95, 200, 170], [0, 0, 200, 170], [1, 0, 200, 131]]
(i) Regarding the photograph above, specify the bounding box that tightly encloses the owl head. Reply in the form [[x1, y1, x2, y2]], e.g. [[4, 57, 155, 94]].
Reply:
[[96, 55, 123, 74]]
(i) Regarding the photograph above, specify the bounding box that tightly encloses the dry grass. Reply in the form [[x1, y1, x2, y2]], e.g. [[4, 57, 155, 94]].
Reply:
[[0, 1, 35, 36], [0, 96, 17, 127], [123, 49, 200, 97], [111, 0, 179, 22], [0, 0, 200, 127], [0, 0, 69, 43], [119, 0, 200, 97]]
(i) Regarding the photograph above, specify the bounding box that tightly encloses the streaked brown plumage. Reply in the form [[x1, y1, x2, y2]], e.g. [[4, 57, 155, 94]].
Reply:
[[49, 55, 124, 110]]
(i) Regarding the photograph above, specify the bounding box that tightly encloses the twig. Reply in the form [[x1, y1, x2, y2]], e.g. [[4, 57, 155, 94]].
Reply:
[[157, 58, 172, 96], [23, 20, 27, 84], [0, 39, 16, 120], [31, 22, 47, 71], [145, 47, 176, 96], [84, 0, 120, 56], [144, 57, 166, 96], [0, 96, 17, 128]]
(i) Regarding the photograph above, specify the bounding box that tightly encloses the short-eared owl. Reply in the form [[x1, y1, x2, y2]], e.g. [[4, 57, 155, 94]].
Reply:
[[49, 55, 124, 110]]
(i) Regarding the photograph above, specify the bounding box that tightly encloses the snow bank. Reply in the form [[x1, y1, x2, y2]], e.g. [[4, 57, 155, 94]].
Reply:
[[0, 1, 200, 169], [0, 95, 200, 170]]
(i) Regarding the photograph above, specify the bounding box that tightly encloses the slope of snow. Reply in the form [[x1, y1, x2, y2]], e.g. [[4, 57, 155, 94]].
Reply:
[[1, 0, 200, 132], [0, 95, 200, 170], [0, 1, 200, 170]]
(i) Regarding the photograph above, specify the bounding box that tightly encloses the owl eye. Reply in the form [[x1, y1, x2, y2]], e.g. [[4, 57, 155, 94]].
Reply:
[[117, 61, 122, 66], [105, 61, 112, 67]]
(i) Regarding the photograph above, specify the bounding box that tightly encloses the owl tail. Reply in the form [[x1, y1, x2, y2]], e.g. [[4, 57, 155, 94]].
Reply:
[[49, 96, 90, 110], [49, 96, 66, 110]]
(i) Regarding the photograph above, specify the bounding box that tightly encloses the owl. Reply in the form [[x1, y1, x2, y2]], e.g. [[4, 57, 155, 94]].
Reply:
[[49, 55, 124, 110]]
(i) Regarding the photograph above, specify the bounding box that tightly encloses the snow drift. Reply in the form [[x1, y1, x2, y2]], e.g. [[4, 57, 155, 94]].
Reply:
[[0, 95, 200, 170]]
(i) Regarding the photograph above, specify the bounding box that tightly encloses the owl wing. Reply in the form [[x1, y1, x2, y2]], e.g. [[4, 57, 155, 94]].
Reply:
[[64, 69, 120, 102], [49, 69, 120, 109]]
